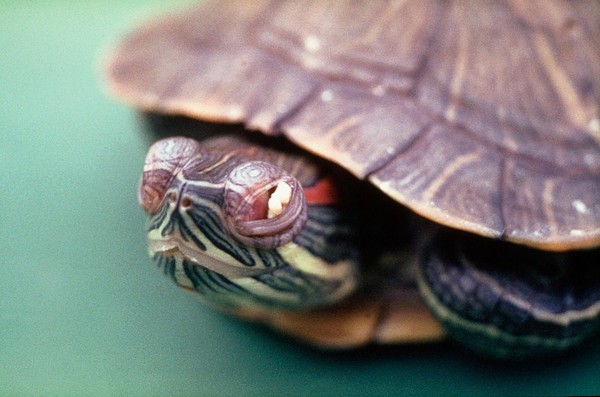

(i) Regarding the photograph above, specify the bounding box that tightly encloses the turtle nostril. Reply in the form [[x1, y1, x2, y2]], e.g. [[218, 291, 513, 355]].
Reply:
[[180, 196, 192, 208], [167, 191, 178, 203]]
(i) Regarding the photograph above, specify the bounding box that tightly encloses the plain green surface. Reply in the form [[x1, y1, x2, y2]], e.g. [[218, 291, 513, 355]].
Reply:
[[1, 1, 599, 396]]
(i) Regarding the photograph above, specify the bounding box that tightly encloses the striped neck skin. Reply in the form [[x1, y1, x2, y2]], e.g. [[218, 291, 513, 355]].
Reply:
[[138, 136, 359, 311]]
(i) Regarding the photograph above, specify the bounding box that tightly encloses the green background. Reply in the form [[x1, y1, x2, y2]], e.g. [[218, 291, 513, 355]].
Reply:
[[1, 1, 599, 395]]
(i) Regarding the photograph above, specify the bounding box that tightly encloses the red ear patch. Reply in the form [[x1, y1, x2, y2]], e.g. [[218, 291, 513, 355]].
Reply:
[[303, 177, 340, 205]]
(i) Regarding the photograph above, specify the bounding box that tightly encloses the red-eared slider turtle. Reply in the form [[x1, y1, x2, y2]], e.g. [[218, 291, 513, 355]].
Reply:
[[105, 0, 600, 358]]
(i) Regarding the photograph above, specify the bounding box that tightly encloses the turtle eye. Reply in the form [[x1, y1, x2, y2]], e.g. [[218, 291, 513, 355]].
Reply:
[[138, 137, 199, 214], [223, 161, 307, 249]]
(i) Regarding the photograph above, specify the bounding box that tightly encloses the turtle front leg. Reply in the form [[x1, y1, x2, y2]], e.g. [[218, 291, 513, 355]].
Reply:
[[417, 231, 600, 358]]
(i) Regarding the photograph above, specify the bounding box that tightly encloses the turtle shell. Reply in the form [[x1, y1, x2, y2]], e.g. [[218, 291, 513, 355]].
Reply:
[[106, 0, 600, 251]]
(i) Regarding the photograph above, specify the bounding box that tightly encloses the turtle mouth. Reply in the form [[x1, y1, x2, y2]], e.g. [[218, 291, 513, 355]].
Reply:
[[148, 235, 269, 278]]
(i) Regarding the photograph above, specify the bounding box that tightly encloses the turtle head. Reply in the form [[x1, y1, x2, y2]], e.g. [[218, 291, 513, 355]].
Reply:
[[139, 136, 308, 250], [138, 136, 357, 310]]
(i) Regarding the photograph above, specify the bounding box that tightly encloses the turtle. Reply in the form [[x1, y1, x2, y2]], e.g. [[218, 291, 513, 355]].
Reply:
[[104, 0, 600, 358]]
